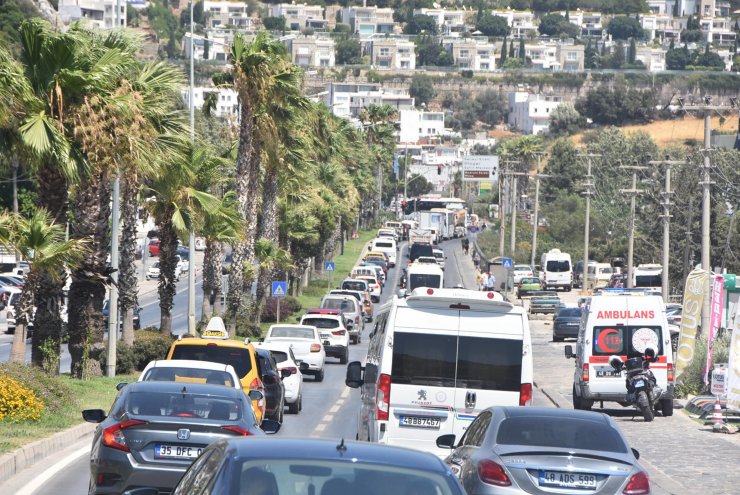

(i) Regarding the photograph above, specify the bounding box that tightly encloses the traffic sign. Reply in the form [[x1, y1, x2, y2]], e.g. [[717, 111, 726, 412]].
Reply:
[[271, 281, 287, 297], [324, 261, 335, 272], [502, 257, 513, 269]]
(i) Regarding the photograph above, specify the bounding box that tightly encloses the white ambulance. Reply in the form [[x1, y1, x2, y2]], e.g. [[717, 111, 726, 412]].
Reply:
[[346, 288, 533, 457], [565, 290, 675, 416]]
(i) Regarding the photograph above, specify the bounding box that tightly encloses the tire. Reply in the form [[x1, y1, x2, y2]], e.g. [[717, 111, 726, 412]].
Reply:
[[637, 391, 654, 422], [553, 334, 563, 342], [573, 385, 592, 411], [288, 397, 300, 414], [340, 347, 348, 364], [660, 398, 674, 417], [315, 369, 324, 382]]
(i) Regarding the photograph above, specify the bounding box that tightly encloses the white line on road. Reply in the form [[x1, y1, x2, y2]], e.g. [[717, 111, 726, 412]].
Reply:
[[329, 405, 340, 413], [314, 423, 327, 432], [15, 445, 89, 495], [340, 387, 350, 399]]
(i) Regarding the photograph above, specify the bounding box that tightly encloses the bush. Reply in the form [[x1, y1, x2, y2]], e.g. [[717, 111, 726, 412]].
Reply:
[[0, 373, 44, 422], [675, 333, 731, 398], [261, 296, 302, 323], [0, 363, 73, 413], [98, 331, 174, 374]]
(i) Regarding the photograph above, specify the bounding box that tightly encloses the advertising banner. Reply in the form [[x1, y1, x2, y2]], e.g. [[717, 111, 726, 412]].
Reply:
[[705, 275, 725, 384], [728, 306, 740, 411], [676, 269, 709, 378], [463, 155, 499, 182]]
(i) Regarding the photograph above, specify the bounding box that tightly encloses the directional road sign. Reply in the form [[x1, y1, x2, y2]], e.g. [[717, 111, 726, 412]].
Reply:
[[324, 261, 335, 272], [502, 257, 513, 269], [271, 281, 287, 297]]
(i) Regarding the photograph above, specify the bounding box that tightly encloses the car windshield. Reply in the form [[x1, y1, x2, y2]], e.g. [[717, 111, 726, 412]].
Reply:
[[269, 351, 288, 363], [635, 274, 661, 287], [126, 390, 244, 420], [322, 299, 355, 312], [374, 242, 393, 249], [408, 274, 442, 291], [269, 327, 316, 339], [171, 346, 253, 378], [557, 308, 582, 318], [546, 260, 570, 272], [496, 416, 628, 453], [514, 266, 531, 272], [521, 278, 540, 285], [142, 367, 236, 387], [302, 318, 339, 329], [342, 281, 367, 291], [231, 460, 456, 495]]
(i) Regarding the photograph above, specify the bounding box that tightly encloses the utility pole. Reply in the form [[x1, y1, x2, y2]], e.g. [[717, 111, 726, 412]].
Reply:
[[508, 171, 527, 257], [498, 160, 506, 258], [620, 165, 647, 288], [187, 0, 196, 336], [649, 158, 683, 302], [579, 154, 598, 294], [107, 175, 120, 377], [530, 174, 549, 269]]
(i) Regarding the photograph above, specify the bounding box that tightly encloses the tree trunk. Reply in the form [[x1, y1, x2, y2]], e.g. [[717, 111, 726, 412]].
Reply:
[[202, 239, 222, 319], [68, 170, 111, 379], [31, 162, 68, 371], [158, 217, 179, 336], [10, 272, 37, 363], [252, 166, 280, 325], [119, 173, 139, 345]]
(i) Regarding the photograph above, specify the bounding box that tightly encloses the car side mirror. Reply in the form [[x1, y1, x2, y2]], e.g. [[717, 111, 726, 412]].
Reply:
[[122, 489, 160, 495], [299, 362, 309, 372], [564, 345, 575, 359], [82, 409, 107, 423], [345, 361, 364, 388], [436, 434, 457, 449], [631, 448, 640, 460], [116, 382, 128, 391], [248, 390, 264, 401], [260, 419, 281, 434], [280, 369, 291, 379]]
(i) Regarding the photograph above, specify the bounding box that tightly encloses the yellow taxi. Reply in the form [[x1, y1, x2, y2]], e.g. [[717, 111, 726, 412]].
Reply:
[[165, 317, 266, 423], [363, 250, 388, 263]]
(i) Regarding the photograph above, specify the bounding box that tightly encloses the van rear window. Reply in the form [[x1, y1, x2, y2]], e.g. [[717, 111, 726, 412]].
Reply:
[[171, 346, 252, 378], [342, 281, 367, 291], [391, 333, 456, 387], [374, 242, 393, 248], [592, 326, 663, 357], [546, 260, 571, 272], [409, 274, 441, 291], [456, 337, 522, 391]]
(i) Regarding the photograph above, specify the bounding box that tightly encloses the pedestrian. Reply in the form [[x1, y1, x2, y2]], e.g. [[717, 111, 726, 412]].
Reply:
[[480, 270, 488, 291], [462, 238, 469, 255], [481, 222, 487, 231], [472, 251, 480, 268], [476, 269, 483, 290], [487, 271, 496, 292]]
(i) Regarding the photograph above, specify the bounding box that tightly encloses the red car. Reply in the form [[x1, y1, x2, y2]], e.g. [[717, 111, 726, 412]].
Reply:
[[148, 239, 161, 257]]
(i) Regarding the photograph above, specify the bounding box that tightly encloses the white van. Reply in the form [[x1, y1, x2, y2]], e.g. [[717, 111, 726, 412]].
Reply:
[[586, 263, 616, 289], [565, 292, 675, 416], [402, 261, 444, 296], [370, 238, 397, 267], [633, 264, 662, 291], [540, 248, 573, 291], [346, 288, 533, 457]]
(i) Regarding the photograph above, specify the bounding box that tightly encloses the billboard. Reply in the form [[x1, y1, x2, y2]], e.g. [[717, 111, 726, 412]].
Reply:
[[463, 155, 499, 182]]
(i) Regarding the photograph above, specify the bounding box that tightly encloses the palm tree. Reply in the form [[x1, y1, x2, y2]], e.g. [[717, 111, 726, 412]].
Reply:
[[200, 200, 240, 318], [358, 104, 398, 221], [0, 210, 87, 370]]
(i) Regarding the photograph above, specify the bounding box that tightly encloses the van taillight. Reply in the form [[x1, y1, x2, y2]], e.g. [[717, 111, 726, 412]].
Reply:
[[582, 363, 590, 382], [519, 383, 532, 406], [376, 373, 391, 421], [667, 363, 674, 383]]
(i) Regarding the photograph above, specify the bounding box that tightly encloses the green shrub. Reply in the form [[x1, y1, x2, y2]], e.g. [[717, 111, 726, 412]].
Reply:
[[0, 363, 74, 413], [97, 331, 174, 374], [674, 333, 731, 398], [261, 296, 302, 323], [97, 342, 137, 375]]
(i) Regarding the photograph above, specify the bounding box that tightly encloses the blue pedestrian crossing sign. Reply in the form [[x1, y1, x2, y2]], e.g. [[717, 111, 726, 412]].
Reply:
[[271, 281, 287, 297], [502, 258, 513, 269], [324, 261, 335, 272]]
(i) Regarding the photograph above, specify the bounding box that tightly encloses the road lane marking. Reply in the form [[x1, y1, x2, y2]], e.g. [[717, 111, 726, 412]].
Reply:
[[15, 445, 89, 495], [314, 423, 326, 432], [329, 405, 340, 413], [340, 387, 350, 399]]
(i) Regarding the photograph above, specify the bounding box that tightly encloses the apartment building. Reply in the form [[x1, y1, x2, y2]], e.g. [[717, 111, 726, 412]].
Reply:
[[556, 43, 585, 71], [446, 39, 496, 71], [58, 0, 126, 29], [369, 38, 416, 70], [181, 87, 239, 119], [203, 0, 258, 29], [490, 9, 538, 38], [522, 42, 559, 70], [342, 6, 396, 35], [183, 32, 234, 61], [399, 110, 446, 144], [414, 8, 468, 34], [557, 10, 604, 38], [699, 16, 736, 45], [635, 46, 667, 71], [288, 36, 335, 67], [325, 83, 415, 119], [508, 92, 563, 135], [270, 3, 327, 31], [640, 13, 681, 40]]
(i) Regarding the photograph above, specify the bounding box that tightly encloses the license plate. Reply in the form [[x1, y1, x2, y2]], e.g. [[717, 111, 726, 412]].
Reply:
[[634, 379, 645, 387], [539, 471, 597, 489], [399, 416, 441, 429], [155, 444, 203, 459], [595, 369, 621, 377], [320, 333, 330, 339]]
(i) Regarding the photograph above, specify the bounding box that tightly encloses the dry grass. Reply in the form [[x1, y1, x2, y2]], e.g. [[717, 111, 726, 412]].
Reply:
[[571, 116, 738, 147]]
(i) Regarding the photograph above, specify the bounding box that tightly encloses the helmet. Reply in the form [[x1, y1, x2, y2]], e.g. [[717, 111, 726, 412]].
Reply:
[[609, 355, 623, 371], [644, 346, 657, 361]]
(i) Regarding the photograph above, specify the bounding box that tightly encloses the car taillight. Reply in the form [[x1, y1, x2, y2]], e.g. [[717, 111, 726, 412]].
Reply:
[[355, 316, 359, 324], [376, 373, 391, 421], [623, 472, 650, 495], [477, 459, 511, 486], [582, 363, 590, 383], [331, 330, 346, 336], [310, 343, 321, 352], [222, 425, 253, 436], [519, 383, 532, 406], [250, 377, 265, 409], [279, 367, 297, 375], [667, 363, 674, 383], [102, 420, 146, 452]]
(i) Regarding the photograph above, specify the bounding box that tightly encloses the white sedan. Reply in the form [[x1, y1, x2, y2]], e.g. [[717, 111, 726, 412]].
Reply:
[[264, 324, 326, 382], [146, 261, 160, 280], [254, 342, 306, 414]]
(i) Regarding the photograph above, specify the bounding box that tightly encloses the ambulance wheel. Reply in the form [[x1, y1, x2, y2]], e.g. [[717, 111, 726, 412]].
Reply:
[[573, 386, 592, 411], [660, 398, 674, 417]]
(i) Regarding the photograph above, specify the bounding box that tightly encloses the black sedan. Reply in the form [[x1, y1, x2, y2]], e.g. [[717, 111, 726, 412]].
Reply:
[[255, 347, 289, 423], [553, 306, 583, 341], [102, 299, 140, 330], [83, 381, 278, 495], [132, 437, 465, 495]]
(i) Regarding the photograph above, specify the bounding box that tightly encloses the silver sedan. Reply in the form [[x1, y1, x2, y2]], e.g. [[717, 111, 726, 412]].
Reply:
[[437, 407, 651, 495]]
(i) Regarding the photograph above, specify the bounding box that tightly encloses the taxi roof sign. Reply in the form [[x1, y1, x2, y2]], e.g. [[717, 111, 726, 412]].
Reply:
[[201, 316, 229, 339]]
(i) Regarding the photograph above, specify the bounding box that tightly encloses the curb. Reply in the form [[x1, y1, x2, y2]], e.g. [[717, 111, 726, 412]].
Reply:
[[0, 422, 95, 486]]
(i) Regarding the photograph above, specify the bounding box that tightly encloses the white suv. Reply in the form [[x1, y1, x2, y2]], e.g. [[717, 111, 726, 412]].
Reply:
[[300, 309, 350, 364]]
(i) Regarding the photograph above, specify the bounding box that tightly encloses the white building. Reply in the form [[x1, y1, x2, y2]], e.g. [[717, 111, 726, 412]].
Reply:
[[490, 9, 538, 38], [557, 10, 604, 37], [286, 36, 335, 67], [508, 92, 563, 135], [446, 39, 496, 71], [399, 109, 445, 144], [181, 87, 239, 119], [635, 46, 667, 71], [368, 38, 416, 70], [183, 32, 233, 61], [522, 42, 559, 70], [58, 0, 126, 29], [414, 8, 468, 35], [699, 17, 736, 45], [640, 14, 681, 41], [341, 6, 396, 36], [269, 3, 326, 31], [325, 83, 415, 119], [203, 1, 258, 30]]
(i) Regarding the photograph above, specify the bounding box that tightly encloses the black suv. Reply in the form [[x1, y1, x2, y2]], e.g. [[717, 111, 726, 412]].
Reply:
[[255, 348, 288, 424]]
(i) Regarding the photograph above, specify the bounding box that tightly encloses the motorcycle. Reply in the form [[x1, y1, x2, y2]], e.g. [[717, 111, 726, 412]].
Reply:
[[609, 347, 662, 422]]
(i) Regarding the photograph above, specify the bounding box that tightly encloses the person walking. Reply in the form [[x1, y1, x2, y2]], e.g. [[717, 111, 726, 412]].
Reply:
[[480, 270, 488, 291], [462, 238, 469, 255], [476, 269, 483, 291], [486, 271, 496, 292]]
